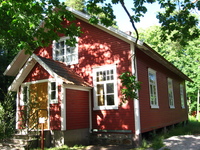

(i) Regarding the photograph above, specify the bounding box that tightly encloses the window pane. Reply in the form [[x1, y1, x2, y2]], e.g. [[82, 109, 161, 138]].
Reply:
[[103, 71, 106, 81], [66, 47, 71, 54], [56, 43, 59, 49], [98, 96, 104, 106], [97, 84, 104, 106], [97, 84, 104, 94], [60, 41, 64, 48], [23, 86, 28, 103], [51, 82, 56, 90], [107, 95, 114, 105], [106, 83, 114, 93], [51, 91, 56, 99]]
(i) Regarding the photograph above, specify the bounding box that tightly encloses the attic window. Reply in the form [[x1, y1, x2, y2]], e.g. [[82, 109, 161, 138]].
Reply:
[[52, 37, 78, 65]]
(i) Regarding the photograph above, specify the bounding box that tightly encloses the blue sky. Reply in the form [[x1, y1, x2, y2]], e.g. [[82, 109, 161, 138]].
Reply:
[[60, 0, 161, 31], [109, 1, 160, 31]]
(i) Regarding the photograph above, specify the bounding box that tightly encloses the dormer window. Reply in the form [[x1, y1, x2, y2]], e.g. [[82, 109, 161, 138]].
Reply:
[[53, 37, 78, 65]]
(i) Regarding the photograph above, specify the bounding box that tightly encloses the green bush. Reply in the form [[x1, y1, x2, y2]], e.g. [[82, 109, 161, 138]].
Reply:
[[0, 91, 16, 140]]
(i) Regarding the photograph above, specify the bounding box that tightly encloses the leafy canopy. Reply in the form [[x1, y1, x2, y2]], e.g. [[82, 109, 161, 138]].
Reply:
[[0, 0, 199, 54]]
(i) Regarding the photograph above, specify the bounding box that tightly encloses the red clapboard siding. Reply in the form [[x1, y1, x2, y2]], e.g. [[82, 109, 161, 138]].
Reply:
[[92, 101, 135, 131], [23, 63, 52, 82], [136, 48, 188, 133], [66, 89, 89, 130]]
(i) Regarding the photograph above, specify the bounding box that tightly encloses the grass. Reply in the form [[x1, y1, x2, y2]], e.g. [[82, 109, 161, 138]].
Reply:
[[133, 115, 200, 150]]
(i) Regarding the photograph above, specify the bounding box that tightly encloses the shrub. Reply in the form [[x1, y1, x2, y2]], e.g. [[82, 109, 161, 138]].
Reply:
[[0, 91, 16, 140]]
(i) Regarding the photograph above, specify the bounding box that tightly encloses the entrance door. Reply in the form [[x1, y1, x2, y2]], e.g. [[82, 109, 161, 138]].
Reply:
[[29, 82, 48, 130]]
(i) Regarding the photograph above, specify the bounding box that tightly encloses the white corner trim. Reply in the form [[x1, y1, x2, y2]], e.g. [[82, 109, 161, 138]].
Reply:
[[61, 85, 66, 131], [131, 43, 141, 136]]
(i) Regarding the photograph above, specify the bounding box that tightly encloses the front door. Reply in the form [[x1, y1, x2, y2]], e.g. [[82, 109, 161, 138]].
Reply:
[[29, 82, 48, 130]]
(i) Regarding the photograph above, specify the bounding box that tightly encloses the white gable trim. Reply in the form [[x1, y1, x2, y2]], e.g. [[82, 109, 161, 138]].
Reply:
[[8, 54, 63, 91]]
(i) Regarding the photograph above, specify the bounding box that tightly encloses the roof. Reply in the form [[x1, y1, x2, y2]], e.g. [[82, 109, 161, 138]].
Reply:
[[8, 54, 91, 91], [4, 8, 191, 83], [38, 56, 91, 87]]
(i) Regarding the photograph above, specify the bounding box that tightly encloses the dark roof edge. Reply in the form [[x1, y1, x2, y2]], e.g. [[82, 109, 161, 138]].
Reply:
[[141, 43, 192, 82]]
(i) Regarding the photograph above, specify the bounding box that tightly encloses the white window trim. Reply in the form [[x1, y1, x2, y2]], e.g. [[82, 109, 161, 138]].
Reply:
[[167, 78, 175, 109], [52, 36, 78, 65], [48, 80, 58, 104], [20, 85, 29, 106], [180, 84, 185, 109], [93, 64, 118, 110], [148, 68, 159, 109]]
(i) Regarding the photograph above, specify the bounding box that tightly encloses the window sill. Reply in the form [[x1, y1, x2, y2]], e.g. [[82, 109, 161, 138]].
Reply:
[[170, 106, 175, 109], [93, 105, 118, 110], [150, 105, 159, 109]]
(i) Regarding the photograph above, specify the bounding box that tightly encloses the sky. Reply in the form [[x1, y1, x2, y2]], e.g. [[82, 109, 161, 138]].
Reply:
[[110, 1, 161, 31], [60, 0, 161, 31]]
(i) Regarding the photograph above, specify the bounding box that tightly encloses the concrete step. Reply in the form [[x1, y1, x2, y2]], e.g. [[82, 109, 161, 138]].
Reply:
[[1, 142, 26, 150]]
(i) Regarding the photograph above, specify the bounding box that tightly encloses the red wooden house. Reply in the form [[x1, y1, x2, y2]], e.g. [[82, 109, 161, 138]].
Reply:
[[4, 8, 190, 147]]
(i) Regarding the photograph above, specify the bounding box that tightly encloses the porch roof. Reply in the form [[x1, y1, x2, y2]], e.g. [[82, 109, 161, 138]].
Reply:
[[38, 56, 91, 87]]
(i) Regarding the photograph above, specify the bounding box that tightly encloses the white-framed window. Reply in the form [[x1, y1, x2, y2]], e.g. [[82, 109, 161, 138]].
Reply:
[[93, 64, 118, 110], [49, 81, 58, 104], [180, 83, 185, 108], [20, 85, 29, 106], [167, 78, 175, 108], [148, 68, 159, 108], [52, 37, 78, 65]]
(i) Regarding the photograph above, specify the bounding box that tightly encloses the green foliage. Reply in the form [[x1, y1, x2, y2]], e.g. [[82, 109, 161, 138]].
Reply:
[[0, 0, 81, 54], [0, 91, 16, 140], [119, 71, 141, 105], [0, 0, 199, 54]]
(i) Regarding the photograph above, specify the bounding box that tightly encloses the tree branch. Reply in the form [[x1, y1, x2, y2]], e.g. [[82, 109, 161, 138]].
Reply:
[[119, 0, 139, 44]]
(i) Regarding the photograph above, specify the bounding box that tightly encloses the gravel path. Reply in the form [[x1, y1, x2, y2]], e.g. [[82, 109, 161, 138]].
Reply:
[[159, 135, 200, 150]]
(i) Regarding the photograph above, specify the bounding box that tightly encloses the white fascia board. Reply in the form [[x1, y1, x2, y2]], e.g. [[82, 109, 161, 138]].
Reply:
[[8, 56, 36, 91], [66, 7, 144, 46], [8, 54, 63, 91], [3, 50, 30, 76]]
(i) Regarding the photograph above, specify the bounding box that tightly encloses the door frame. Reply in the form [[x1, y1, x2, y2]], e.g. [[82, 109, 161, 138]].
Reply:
[[19, 79, 52, 130]]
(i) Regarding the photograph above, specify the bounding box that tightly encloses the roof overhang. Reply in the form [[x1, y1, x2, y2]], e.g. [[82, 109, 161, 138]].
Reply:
[[3, 49, 30, 76]]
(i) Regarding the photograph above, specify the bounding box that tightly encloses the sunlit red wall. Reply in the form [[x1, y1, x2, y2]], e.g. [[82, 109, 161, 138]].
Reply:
[[136, 48, 188, 133]]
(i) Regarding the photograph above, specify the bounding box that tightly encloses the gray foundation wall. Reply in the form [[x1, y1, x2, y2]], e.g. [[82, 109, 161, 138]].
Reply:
[[90, 133, 135, 146], [42, 128, 90, 147]]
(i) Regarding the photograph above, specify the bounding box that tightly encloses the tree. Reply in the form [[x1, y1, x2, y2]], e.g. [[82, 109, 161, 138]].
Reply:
[[0, 0, 199, 54], [137, 25, 200, 114], [65, 0, 87, 13]]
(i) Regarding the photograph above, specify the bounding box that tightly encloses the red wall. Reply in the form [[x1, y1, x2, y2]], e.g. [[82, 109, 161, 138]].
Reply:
[[136, 48, 188, 133], [24, 63, 52, 82], [66, 89, 89, 130], [33, 18, 138, 132]]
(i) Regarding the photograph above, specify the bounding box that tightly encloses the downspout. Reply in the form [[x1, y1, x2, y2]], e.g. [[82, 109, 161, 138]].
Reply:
[[131, 43, 141, 146]]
